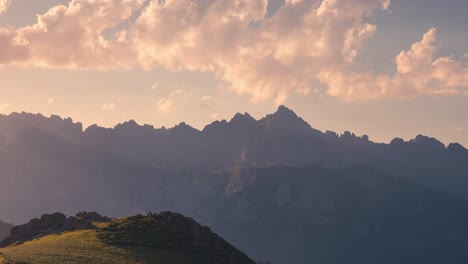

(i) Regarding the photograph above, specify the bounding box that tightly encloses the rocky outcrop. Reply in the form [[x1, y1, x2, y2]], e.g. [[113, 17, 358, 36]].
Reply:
[[98, 211, 255, 264], [0, 213, 93, 247], [75, 211, 112, 223]]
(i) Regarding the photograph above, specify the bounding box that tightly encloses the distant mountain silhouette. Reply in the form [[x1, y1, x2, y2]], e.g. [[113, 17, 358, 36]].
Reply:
[[0, 106, 466, 194], [1, 107, 468, 263]]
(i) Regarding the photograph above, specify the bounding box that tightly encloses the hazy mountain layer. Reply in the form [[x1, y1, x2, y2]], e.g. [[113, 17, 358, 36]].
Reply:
[[0, 106, 466, 197], [213, 166, 468, 264]]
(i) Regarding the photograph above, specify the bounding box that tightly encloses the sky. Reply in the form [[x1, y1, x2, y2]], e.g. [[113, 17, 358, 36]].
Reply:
[[0, 0, 467, 146]]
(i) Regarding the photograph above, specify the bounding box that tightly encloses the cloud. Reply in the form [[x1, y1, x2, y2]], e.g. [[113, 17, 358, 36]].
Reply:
[[201, 95, 212, 101], [318, 28, 468, 99], [0, 0, 144, 68], [454, 127, 464, 133], [48, 97, 55, 105], [0, 0, 10, 16], [0, 103, 9, 113], [150, 82, 158, 91], [210, 112, 220, 119], [0, 0, 466, 102], [102, 102, 116, 111], [158, 89, 186, 113]]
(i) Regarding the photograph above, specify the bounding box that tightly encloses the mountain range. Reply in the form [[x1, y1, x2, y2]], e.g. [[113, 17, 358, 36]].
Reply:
[[0, 106, 467, 263]]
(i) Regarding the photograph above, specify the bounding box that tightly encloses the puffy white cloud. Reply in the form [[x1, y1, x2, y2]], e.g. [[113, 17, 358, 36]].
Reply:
[[0, 0, 10, 16], [318, 28, 468, 99], [0, 0, 466, 102], [0, 0, 144, 68], [158, 89, 187, 113], [102, 102, 116, 111]]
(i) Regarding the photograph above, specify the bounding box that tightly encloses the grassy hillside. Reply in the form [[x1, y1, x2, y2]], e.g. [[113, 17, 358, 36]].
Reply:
[[0, 213, 255, 264]]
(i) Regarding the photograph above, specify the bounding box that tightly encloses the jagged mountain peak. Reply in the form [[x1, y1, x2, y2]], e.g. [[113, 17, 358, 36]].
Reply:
[[447, 142, 467, 152], [276, 105, 297, 115], [411, 134, 446, 150], [113, 119, 140, 131], [230, 112, 256, 126], [171, 122, 200, 134], [258, 105, 315, 134]]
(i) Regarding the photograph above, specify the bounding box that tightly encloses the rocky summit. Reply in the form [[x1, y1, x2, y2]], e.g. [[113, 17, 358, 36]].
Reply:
[[0, 212, 94, 248]]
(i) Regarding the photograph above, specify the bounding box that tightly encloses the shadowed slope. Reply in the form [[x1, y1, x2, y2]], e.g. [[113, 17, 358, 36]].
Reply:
[[0, 212, 255, 264]]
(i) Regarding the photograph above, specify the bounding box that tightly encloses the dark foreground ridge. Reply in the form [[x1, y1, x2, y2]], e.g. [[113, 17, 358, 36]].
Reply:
[[98, 211, 254, 264], [0, 211, 256, 264], [0, 212, 95, 247]]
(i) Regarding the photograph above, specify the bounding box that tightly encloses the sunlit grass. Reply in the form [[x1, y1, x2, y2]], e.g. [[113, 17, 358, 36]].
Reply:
[[0, 225, 211, 264]]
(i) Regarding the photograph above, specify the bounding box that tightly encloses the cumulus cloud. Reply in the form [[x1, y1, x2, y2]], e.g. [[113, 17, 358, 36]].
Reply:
[[0, 0, 144, 68], [0, 0, 10, 16], [102, 102, 116, 111], [158, 89, 186, 113], [318, 28, 468, 99], [0, 0, 466, 102]]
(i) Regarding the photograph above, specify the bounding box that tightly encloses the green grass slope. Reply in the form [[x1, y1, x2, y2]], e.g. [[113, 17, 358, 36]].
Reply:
[[0, 212, 255, 264]]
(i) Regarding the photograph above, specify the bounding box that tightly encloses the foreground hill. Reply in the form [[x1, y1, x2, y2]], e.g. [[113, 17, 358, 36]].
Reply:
[[0, 212, 255, 264]]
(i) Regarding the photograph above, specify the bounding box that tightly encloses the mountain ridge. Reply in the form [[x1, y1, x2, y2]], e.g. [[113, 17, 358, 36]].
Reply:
[[1, 106, 463, 149]]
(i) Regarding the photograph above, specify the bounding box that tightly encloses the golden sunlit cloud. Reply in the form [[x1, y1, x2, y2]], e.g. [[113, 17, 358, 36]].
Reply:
[[0, 0, 466, 103], [102, 102, 116, 111], [201, 96, 212, 101], [47, 97, 55, 105], [158, 89, 186, 113], [0, 0, 10, 16]]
